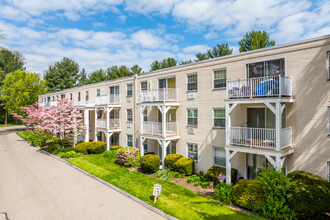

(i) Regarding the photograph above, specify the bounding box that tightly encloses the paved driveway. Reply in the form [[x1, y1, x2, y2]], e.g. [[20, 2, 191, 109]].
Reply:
[[0, 127, 164, 220]]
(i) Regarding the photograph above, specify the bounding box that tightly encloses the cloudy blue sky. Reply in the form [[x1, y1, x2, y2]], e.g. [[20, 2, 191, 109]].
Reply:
[[0, 0, 329, 74]]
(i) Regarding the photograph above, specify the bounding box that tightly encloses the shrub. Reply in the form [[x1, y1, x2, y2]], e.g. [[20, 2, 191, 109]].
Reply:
[[28, 132, 48, 147], [110, 146, 122, 151], [103, 150, 117, 159], [59, 151, 83, 158], [287, 170, 330, 219], [140, 154, 160, 174], [116, 147, 140, 167], [52, 146, 74, 154], [155, 169, 170, 181], [74, 142, 90, 154], [173, 172, 181, 178], [256, 170, 297, 219], [172, 157, 195, 175], [88, 142, 106, 154], [187, 175, 202, 186], [206, 166, 238, 184], [165, 154, 183, 170], [43, 144, 61, 153], [214, 182, 234, 204], [233, 179, 265, 211]]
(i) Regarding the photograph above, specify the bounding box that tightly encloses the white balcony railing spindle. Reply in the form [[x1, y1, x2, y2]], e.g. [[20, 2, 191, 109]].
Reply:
[[140, 88, 178, 103], [142, 121, 179, 137], [96, 94, 120, 105]]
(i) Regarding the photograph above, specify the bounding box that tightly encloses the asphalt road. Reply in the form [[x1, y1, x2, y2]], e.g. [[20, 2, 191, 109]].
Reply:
[[0, 126, 165, 220]]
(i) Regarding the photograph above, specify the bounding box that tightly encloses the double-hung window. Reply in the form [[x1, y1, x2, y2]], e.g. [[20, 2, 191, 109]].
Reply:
[[127, 109, 133, 122], [214, 109, 225, 128], [78, 92, 81, 101], [187, 143, 198, 162], [143, 109, 148, 122], [187, 73, 197, 91], [127, 134, 133, 147], [61, 94, 65, 99], [70, 93, 72, 100], [141, 81, 147, 91], [97, 89, 100, 96], [127, 84, 133, 97], [86, 91, 89, 101], [187, 109, 198, 126], [213, 147, 226, 167], [214, 69, 226, 89]]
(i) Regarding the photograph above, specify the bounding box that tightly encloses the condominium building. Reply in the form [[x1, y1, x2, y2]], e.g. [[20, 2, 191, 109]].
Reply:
[[39, 35, 330, 182]]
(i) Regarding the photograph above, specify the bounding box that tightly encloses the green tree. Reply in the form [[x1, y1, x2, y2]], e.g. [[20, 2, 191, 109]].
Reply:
[[88, 69, 106, 83], [150, 57, 177, 71], [1, 71, 47, 122], [130, 64, 142, 75], [195, 43, 233, 61], [0, 29, 6, 40], [44, 57, 79, 91], [239, 30, 275, 52], [77, 68, 89, 86], [106, 65, 133, 80], [179, 59, 193, 65], [195, 52, 208, 61]]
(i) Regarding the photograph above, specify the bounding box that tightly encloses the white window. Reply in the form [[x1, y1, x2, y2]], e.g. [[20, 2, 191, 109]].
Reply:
[[127, 134, 133, 147], [127, 109, 133, 122], [85, 91, 89, 101], [187, 73, 197, 91], [78, 92, 81, 101], [214, 109, 225, 128], [214, 69, 226, 89], [187, 109, 198, 126], [97, 89, 100, 96], [141, 81, 147, 91], [61, 94, 65, 99], [143, 142, 148, 153], [187, 143, 198, 162], [127, 84, 132, 97], [143, 109, 148, 122], [213, 147, 226, 167]]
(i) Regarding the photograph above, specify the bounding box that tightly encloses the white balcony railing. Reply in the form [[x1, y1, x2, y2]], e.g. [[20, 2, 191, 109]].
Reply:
[[229, 126, 292, 150], [142, 121, 179, 137], [96, 118, 120, 130], [226, 75, 292, 99], [140, 88, 178, 103], [95, 94, 120, 105], [40, 101, 57, 108]]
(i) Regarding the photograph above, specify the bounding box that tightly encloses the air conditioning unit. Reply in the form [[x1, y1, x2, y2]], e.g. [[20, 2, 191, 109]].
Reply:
[[187, 127, 195, 134], [187, 93, 195, 99]]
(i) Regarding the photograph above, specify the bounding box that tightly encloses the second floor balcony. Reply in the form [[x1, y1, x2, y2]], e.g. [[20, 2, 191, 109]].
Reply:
[[95, 94, 120, 105], [142, 121, 179, 137], [96, 118, 120, 130], [40, 101, 57, 108], [226, 75, 292, 99], [140, 88, 178, 103]]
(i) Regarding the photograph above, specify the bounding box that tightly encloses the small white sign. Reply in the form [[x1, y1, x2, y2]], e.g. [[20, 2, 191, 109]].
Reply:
[[153, 184, 162, 196]]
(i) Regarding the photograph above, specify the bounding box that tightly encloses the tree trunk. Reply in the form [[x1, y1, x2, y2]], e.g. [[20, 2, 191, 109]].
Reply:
[[4, 110, 7, 125]]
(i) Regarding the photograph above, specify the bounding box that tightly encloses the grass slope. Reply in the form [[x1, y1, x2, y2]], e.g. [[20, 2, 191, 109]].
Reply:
[[68, 155, 259, 220], [16, 131, 33, 140]]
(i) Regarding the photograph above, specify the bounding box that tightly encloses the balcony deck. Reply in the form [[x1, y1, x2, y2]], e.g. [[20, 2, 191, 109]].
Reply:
[[226, 75, 292, 99], [140, 88, 179, 103], [95, 94, 120, 106], [142, 121, 179, 138], [96, 118, 121, 131]]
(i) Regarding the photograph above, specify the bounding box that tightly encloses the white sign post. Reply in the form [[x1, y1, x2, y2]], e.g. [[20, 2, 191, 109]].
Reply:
[[153, 183, 162, 204]]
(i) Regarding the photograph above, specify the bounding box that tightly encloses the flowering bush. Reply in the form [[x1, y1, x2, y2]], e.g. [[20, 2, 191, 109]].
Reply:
[[116, 147, 140, 167], [217, 174, 226, 183]]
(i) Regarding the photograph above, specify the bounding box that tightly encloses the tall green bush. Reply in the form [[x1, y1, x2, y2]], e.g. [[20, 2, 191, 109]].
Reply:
[[140, 154, 160, 174], [233, 179, 265, 211], [214, 182, 234, 204], [172, 157, 195, 175], [287, 170, 330, 219], [74, 142, 90, 154], [256, 170, 296, 219], [87, 142, 106, 154], [165, 154, 183, 170], [206, 166, 238, 184]]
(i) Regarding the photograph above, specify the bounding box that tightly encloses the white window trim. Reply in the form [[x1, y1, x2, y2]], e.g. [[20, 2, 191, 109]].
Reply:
[[127, 134, 133, 147], [187, 143, 198, 163], [141, 81, 148, 91], [213, 68, 227, 89], [187, 108, 198, 127], [245, 57, 287, 78], [186, 73, 198, 92], [96, 89, 101, 96], [213, 108, 226, 128], [127, 83, 133, 97], [213, 146, 226, 167], [127, 109, 133, 122]]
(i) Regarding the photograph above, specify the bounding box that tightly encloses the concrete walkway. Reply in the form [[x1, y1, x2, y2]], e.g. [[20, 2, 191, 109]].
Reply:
[[0, 127, 165, 220]]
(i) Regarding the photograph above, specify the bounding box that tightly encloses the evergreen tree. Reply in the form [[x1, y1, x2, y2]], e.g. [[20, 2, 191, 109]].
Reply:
[[239, 30, 275, 52]]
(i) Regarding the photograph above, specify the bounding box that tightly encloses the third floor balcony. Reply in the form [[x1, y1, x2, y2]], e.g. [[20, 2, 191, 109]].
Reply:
[[226, 75, 292, 99]]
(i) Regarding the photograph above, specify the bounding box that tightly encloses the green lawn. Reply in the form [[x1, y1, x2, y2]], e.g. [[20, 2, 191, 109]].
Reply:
[[68, 155, 259, 220], [16, 130, 33, 141], [0, 123, 24, 127]]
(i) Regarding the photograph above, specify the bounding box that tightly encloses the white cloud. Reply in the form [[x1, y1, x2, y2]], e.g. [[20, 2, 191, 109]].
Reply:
[[182, 44, 209, 53], [131, 29, 166, 49]]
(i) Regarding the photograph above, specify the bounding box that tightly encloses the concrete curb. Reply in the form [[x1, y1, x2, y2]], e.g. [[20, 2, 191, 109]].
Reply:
[[39, 150, 178, 220]]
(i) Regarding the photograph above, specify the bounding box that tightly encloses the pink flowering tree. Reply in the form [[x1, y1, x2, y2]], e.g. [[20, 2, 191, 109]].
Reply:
[[13, 98, 85, 146]]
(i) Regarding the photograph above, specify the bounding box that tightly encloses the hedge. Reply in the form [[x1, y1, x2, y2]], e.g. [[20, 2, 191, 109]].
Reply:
[[172, 157, 195, 175], [165, 154, 183, 170], [233, 179, 265, 211], [88, 142, 106, 154], [110, 146, 122, 151], [206, 166, 238, 184], [287, 170, 330, 219], [140, 154, 160, 174], [74, 142, 90, 154]]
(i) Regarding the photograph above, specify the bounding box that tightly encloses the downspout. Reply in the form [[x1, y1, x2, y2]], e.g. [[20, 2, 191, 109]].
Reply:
[[133, 74, 137, 147]]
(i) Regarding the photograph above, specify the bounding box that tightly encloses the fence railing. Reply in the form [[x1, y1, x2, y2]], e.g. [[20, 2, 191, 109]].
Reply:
[[226, 75, 292, 99], [140, 88, 178, 103], [95, 94, 120, 105], [142, 121, 179, 136], [229, 126, 292, 150], [96, 118, 120, 130]]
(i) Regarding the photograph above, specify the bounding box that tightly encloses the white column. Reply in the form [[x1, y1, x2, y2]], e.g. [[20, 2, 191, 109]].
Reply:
[[162, 140, 166, 168], [226, 148, 231, 184], [73, 117, 77, 146], [275, 102, 282, 151], [140, 106, 145, 135], [162, 105, 166, 137], [140, 136, 144, 156], [225, 104, 230, 145], [94, 108, 98, 141], [84, 109, 89, 142]]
